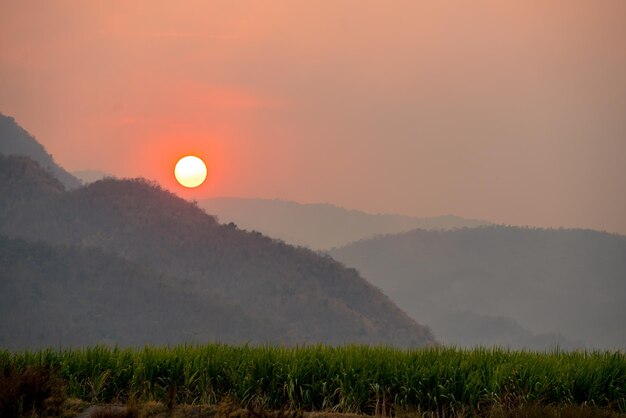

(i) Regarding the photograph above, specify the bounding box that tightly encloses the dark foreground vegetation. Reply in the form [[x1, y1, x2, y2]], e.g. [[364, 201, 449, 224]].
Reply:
[[2, 345, 626, 417]]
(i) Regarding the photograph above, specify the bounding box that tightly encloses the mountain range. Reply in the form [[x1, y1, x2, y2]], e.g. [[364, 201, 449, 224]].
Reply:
[[200, 197, 489, 250], [0, 152, 435, 349], [330, 227, 626, 349], [3, 111, 624, 351]]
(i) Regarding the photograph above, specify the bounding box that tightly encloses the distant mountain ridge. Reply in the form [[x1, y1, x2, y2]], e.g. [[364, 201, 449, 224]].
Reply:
[[0, 153, 435, 348], [200, 197, 490, 250], [0, 113, 81, 189], [330, 226, 626, 350]]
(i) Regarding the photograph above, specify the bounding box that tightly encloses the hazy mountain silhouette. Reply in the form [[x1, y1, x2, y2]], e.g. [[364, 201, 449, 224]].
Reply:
[[432, 311, 581, 350], [72, 169, 115, 184], [0, 235, 279, 349], [0, 113, 81, 189], [0, 154, 435, 347], [200, 197, 490, 250], [330, 227, 626, 349]]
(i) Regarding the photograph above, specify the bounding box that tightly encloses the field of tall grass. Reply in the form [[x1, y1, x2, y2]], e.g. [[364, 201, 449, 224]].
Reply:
[[1, 344, 626, 416]]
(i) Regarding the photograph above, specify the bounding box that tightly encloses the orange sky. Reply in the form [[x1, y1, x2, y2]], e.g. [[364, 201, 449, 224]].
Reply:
[[1, 1, 625, 233]]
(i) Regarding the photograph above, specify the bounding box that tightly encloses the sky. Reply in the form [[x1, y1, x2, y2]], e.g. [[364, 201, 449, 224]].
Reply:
[[1, 1, 625, 234]]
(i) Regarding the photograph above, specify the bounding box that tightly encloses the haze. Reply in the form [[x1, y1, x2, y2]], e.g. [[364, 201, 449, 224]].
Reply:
[[1, 1, 625, 234]]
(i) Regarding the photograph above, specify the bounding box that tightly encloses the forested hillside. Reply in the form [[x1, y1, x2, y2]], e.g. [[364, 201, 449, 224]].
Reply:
[[0, 154, 435, 347], [331, 227, 626, 349], [0, 235, 277, 349]]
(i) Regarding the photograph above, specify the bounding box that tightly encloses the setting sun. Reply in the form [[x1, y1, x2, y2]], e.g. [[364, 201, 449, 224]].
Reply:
[[174, 155, 207, 188]]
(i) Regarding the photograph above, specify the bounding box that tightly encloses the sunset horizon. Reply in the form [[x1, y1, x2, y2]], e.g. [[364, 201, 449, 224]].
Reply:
[[2, 1, 625, 235]]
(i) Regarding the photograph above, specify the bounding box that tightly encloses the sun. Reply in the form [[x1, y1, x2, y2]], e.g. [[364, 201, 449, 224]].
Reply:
[[174, 155, 207, 188]]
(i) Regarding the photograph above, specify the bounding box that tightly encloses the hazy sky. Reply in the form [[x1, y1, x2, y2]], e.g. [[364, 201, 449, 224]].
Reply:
[[1, 1, 625, 233]]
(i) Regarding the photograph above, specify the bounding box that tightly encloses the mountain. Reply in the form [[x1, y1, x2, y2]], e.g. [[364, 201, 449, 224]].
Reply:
[[0, 235, 277, 350], [200, 197, 489, 250], [432, 311, 581, 350], [330, 226, 626, 349], [0, 113, 81, 189], [0, 154, 435, 348]]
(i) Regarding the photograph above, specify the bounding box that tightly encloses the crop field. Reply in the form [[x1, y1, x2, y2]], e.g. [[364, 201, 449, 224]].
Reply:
[[2, 344, 626, 416]]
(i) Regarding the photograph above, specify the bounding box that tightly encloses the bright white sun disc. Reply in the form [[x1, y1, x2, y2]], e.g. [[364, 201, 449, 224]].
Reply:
[[175, 155, 207, 188]]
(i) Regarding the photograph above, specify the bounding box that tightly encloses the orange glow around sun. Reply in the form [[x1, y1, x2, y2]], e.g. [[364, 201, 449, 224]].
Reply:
[[174, 155, 207, 188], [133, 133, 234, 198]]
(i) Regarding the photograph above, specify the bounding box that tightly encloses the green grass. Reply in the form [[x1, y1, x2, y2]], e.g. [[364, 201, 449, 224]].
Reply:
[[2, 345, 626, 415]]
